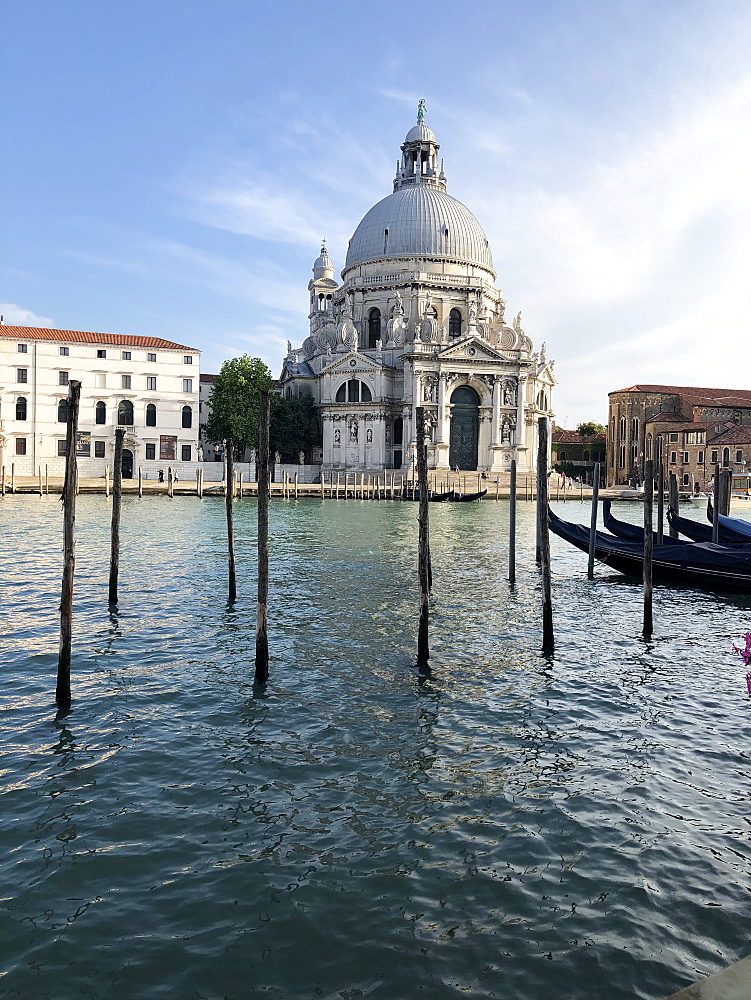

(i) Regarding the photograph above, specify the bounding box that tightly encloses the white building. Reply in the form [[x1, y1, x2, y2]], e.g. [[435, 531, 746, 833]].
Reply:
[[0, 324, 200, 478], [280, 104, 555, 473]]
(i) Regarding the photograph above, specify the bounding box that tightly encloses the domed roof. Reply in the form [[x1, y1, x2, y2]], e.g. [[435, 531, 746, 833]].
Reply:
[[404, 122, 436, 143], [344, 185, 494, 272], [314, 248, 333, 271]]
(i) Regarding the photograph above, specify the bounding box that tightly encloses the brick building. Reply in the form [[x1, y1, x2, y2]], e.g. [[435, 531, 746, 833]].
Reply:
[[607, 385, 751, 489]]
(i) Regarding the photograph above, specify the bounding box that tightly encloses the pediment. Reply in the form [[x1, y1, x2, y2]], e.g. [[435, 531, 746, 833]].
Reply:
[[321, 351, 383, 374], [437, 337, 505, 362]]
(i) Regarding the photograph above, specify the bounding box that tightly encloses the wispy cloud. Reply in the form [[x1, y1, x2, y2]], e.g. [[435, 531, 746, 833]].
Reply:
[[0, 303, 54, 327]]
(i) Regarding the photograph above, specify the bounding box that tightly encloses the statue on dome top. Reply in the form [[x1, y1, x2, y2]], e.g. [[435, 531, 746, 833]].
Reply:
[[417, 99, 427, 125]]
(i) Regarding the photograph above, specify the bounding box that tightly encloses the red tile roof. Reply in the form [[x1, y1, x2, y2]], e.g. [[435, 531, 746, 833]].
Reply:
[[552, 428, 606, 444], [0, 324, 198, 352], [611, 384, 751, 406], [200, 373, 216, 383], [710, 425, 751, 445]]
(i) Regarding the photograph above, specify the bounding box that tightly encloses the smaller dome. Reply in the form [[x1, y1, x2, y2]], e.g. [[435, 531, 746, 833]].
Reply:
[[404, 123, 436, 144], [314, 246, 333, 271]]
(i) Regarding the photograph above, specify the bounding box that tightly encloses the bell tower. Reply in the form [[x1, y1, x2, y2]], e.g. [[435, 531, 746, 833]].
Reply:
[[307, 241, 339, 332], [394, 101, 446, 193]]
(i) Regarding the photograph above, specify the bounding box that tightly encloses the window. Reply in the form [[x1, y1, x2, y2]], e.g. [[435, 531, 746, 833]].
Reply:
[[95, 400, 106, 424], [148, 352, 157, 363], [393, 417, 403, 445], [17, 369, 28, 383], [57, 440, 68, 457], [117, 399, 134, 425], [736, 450, 743, 463], [683, 452, 689, 464], [559, 451, 566, 461], [670, 451, 677, 464], [368, 309, 381, 349], [146, 403, 157, 427], [15, 397, 27, 421], [449, 308, 462, 337], [669, 433, 678, 442], [145, 443, 156, 460], [630, 417, 639, 441], [698, 451, 704, 464], [59, 346, 69, 356], [335, 379, 372, 403], [711, 450, 718, 463], [121, 375, 131, 389], [97, 349, 107, 359], [146, 376, 157, 391], [15, 438, 27, 455], [121, 351, 131, 361], [96, 373, 106, 388], [95, 441, 106, 458], [723, 448, 730, 468], [17, 343, 27, 353], [59, 371, 69, 386], [181, 445, 191, 462], [183, 355, 193, 365], [58, 399, 68, 423], [181, 405, 192, 428], [682, 473, 689, 487], [182, 378, 193, 393]]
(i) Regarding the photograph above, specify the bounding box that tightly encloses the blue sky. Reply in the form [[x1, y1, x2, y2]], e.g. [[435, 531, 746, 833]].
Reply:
[[4, 0, 751, 426]]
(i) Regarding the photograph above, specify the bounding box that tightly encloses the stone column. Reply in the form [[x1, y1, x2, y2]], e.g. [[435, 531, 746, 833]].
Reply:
[[411, 369, 421, 445], [516, 375, 527, 466], [437, 374, 447, 442], [491, 376, 501, 446]]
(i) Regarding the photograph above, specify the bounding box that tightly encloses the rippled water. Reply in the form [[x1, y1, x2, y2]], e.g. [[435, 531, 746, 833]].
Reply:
[[1, 495, 750, 1000]]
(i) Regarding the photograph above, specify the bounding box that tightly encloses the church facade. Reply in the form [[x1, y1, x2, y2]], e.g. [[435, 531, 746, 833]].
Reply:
[[279, 105, 555, 473]]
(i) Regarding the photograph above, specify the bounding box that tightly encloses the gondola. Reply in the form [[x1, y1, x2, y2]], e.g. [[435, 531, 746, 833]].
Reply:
[[447, 489, 487, 502], [667, 505, 750, 544], [707, 500, 751, 539], [602, 500, 690, 545], [400, 488, 456, 502], [548, 508, 751, 591]]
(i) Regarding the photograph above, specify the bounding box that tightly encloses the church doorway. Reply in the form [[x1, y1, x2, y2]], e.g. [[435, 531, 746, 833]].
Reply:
[[121, 449, 134, 479], [449, 386, 479, 470]]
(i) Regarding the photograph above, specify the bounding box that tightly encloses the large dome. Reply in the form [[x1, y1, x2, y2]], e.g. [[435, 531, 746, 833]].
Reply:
[[344, 185, 494, 272]]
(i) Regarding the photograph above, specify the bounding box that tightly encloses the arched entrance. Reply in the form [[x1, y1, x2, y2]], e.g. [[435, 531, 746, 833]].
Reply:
[[449, 386, 480, 470], [121, 449, 134, 479]]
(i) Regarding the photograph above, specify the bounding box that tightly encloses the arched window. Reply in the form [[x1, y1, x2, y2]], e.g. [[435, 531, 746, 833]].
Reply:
[[57, 398, 68, 423], [181, 405, 192, 429], [95, 400, 106, 425], [118, 399, 134, 426], [146, 403, 157, 427], [15, 397, 27, 421], [449, 308, 462, 337], [318, 293, 324, 310], [723, 448, 730, 468], [368, 308, 381, 349], [335, 379, 372, 403], [393, 417, 403, 445], [536, 390, 548, 411]]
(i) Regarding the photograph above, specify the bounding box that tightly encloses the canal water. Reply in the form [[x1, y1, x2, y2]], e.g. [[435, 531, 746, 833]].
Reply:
[[1, 496, 749, 1000]]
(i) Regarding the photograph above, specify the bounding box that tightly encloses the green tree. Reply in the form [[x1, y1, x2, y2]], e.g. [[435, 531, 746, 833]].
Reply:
[[203, 355, 273, 456], [270, 394, 322, 462], [576, 421, 606, 437]]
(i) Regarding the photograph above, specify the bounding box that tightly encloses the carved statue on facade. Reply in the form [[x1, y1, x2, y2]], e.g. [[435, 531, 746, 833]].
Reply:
[[366, 429, 372, 444], [334, 429, 340, 444], [420, 303, 439, 343], [503, 381, 516, 406], [513, 311, 523, 334], [349, 419, 358, 443]]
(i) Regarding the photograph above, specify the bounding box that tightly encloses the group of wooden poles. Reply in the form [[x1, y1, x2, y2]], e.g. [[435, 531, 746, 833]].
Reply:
[[55, 382, 272, 708]]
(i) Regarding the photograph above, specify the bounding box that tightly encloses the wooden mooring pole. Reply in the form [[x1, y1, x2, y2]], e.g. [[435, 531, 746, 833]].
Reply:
[[712, 463, 720, 543], [668, 470, 679, 539], [537, 417, 554, 652], [108, 428, 124, 605], [720, 468, 732, 517], [226, 438, 236, 602], [643, 460, 654, 637], [656, 439, 664, 544], [509, 458, 517, 585], [255, 391, 270, 684], [56, 380, 81, 708], [587, 461, 600, 580], [138, 465, 143, 498], [416, 407, 430, 669]]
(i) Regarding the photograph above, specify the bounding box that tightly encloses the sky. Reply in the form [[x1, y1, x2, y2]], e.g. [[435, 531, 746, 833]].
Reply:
[[3, 0, 751, 427]]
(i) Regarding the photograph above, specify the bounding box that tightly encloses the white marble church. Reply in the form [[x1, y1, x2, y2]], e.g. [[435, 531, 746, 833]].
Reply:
[[279, 104, 555, 473]]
